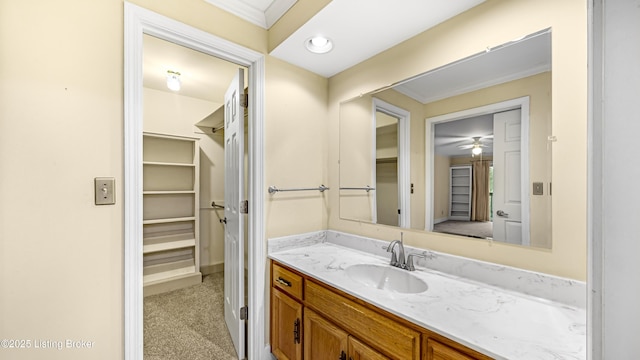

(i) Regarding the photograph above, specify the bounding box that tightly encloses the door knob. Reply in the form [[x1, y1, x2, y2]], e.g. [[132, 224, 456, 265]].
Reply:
[[496, 210, 509, 217]]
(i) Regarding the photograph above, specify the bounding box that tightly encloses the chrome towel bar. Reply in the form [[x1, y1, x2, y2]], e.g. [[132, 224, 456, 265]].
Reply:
[[268, 185, 329, 194], [339, 185, 376, 192]]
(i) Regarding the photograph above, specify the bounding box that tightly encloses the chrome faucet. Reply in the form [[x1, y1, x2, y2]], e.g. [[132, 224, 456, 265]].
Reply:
[[406, 253, 428, 271], [386, 233, 406, 269]]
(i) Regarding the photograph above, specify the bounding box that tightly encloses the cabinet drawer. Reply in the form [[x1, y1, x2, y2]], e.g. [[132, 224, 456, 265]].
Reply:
[[272, 263, 304, 300], [305, 280, 420, 360]]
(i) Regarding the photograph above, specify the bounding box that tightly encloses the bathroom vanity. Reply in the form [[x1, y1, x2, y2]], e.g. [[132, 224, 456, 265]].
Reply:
[[268, 231, 586, 360]]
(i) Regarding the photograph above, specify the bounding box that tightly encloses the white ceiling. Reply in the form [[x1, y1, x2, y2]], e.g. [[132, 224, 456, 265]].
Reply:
[[143, 34, 245, 104], [393, 30, 552, 104], [143, 0, 549, 141], [269, 0, 485, 77]]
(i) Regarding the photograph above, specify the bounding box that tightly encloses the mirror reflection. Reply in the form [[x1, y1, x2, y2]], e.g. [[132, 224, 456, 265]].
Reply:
[[339, 29, 552, 248]]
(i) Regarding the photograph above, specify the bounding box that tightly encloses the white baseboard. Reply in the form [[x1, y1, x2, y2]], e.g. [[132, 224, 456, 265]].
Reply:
[[434, 217, 448, 224], [263, 344, 274, 359], [200, 262, 224, 275]]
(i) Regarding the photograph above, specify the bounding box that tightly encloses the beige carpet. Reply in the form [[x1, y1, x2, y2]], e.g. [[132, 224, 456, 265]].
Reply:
[[433, 220, 493, 239], [144, 272, 239, 360]]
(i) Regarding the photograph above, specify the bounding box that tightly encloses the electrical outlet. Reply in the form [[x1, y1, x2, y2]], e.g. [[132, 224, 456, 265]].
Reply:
[[95, 177, 115, 205], [533, 182, 544, 195]]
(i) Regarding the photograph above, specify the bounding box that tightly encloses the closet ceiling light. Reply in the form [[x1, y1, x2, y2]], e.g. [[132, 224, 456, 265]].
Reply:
[[305, 36, 333, 54], [166, 70, 181, 91]]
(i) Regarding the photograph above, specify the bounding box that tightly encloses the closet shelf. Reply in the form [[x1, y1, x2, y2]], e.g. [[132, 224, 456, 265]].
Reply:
[[144, 265, 198, 285], [143, 161, 196, 167], [143, 239, 196, 254], [143, 132, 201, 296], [143, 216, 196, 225], [143, 190, 196, 195]]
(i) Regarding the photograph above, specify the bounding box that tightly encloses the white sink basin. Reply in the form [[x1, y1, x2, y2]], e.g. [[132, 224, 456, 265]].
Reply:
[[345, 264, 428, 294]]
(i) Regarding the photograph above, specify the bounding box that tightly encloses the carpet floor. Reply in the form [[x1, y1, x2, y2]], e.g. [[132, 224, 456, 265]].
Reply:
[[433, 220, 493, 239], [144, 272, 239, 360]]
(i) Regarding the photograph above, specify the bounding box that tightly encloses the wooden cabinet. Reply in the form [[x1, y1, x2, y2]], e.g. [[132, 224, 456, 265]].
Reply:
[[304, 308, 389, 360], [272, 288, 303, 360], [349, 336, 390, 360], [142, 132, 202, 296], [305, 280, 420, 360], [449, 165, 472, 220], [304, 308, 348, 360], [271, 262, 304, 360], [270, 261, 491, 360], [423, 338, 490, 360]]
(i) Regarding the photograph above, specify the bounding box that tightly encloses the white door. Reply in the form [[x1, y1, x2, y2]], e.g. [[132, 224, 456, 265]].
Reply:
[[224, 68, 245, 359], [492, 109, 523, 245]]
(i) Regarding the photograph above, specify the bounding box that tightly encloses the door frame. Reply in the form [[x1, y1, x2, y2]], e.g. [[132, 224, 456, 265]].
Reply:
[[372, 98, 411, 228], [123, 3, 266, 359], [425, 97, 530, 245]]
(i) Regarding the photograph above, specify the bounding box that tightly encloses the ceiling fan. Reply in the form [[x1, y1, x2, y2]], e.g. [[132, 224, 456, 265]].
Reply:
[[457, 136, 493, 156]]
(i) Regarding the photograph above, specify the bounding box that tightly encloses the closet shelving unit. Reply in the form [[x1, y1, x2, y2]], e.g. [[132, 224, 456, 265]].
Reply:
[[449, 165, 472, 221], [142, 132, 202, 296]]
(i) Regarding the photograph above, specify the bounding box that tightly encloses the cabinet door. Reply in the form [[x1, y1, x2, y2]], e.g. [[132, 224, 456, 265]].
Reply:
[[271, 288, 302, 360], [424, 338, 476, 360], [349, 336, 390, 360], [304, 308, 349, 360]]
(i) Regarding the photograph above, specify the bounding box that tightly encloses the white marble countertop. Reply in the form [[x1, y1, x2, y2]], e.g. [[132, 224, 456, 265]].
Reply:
[[269, 242, 586, 360]]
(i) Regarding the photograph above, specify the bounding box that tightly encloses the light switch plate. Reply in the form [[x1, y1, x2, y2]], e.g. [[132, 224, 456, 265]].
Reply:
[[95, 177, 115, 205], [533, 182, 544, 195]]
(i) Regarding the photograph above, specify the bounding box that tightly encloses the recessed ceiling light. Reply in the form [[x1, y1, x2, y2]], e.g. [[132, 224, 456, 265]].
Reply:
[[305, 36, 333, 54]]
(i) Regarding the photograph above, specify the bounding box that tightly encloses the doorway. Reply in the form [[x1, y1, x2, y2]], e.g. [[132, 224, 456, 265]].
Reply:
[[141, 34, 247, 358], [124, 4, 266, 360], [426, 97, 530, 245]]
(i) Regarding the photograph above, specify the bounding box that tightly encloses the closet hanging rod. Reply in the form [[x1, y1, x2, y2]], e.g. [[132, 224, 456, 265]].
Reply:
[[211, 201, 224, 209], [339, 185, 376, 192], [268, 185, 329, 194]]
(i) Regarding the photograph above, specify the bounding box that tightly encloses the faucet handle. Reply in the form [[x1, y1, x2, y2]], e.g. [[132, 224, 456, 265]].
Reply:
[[406, 253, 428, 271]]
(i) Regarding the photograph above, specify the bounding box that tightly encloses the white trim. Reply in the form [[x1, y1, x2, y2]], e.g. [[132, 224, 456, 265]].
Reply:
[[264, 0, 298, 28], [587, 1, 600, 358], [425, 97, 530, 246], [373, 98, 411, 228], [124, 3, 265, 360], [203, 0, 296, 29]]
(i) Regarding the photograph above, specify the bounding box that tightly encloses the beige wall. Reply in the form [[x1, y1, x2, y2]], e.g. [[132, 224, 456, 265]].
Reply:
[[0, 0, 327, 358], [328, 0, 587, 280], [433, 155, 451, 222], [339, 95, 375, 222]]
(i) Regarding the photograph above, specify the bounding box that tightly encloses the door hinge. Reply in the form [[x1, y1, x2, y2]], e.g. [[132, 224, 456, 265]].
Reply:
[[240, 93, 248, 108], [240, 306, 248, 320], [240, 200, 249, 214]]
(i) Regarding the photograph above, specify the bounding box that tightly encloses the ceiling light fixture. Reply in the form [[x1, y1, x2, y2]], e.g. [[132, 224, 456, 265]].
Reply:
[[166, 70, 181, 91], [471, 144, 483, 156], [305, 36, 333, 54]]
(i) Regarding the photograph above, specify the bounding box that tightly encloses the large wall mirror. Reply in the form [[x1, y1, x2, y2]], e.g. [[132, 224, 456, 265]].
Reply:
[[339, 28, 552, 249]]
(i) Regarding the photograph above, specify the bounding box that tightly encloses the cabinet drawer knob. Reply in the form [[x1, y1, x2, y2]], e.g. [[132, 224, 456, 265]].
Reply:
[[276, 277, 292, 287]]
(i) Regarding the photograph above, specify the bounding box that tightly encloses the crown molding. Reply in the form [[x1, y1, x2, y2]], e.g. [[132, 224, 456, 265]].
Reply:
[[204, 0, 296, 29]]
